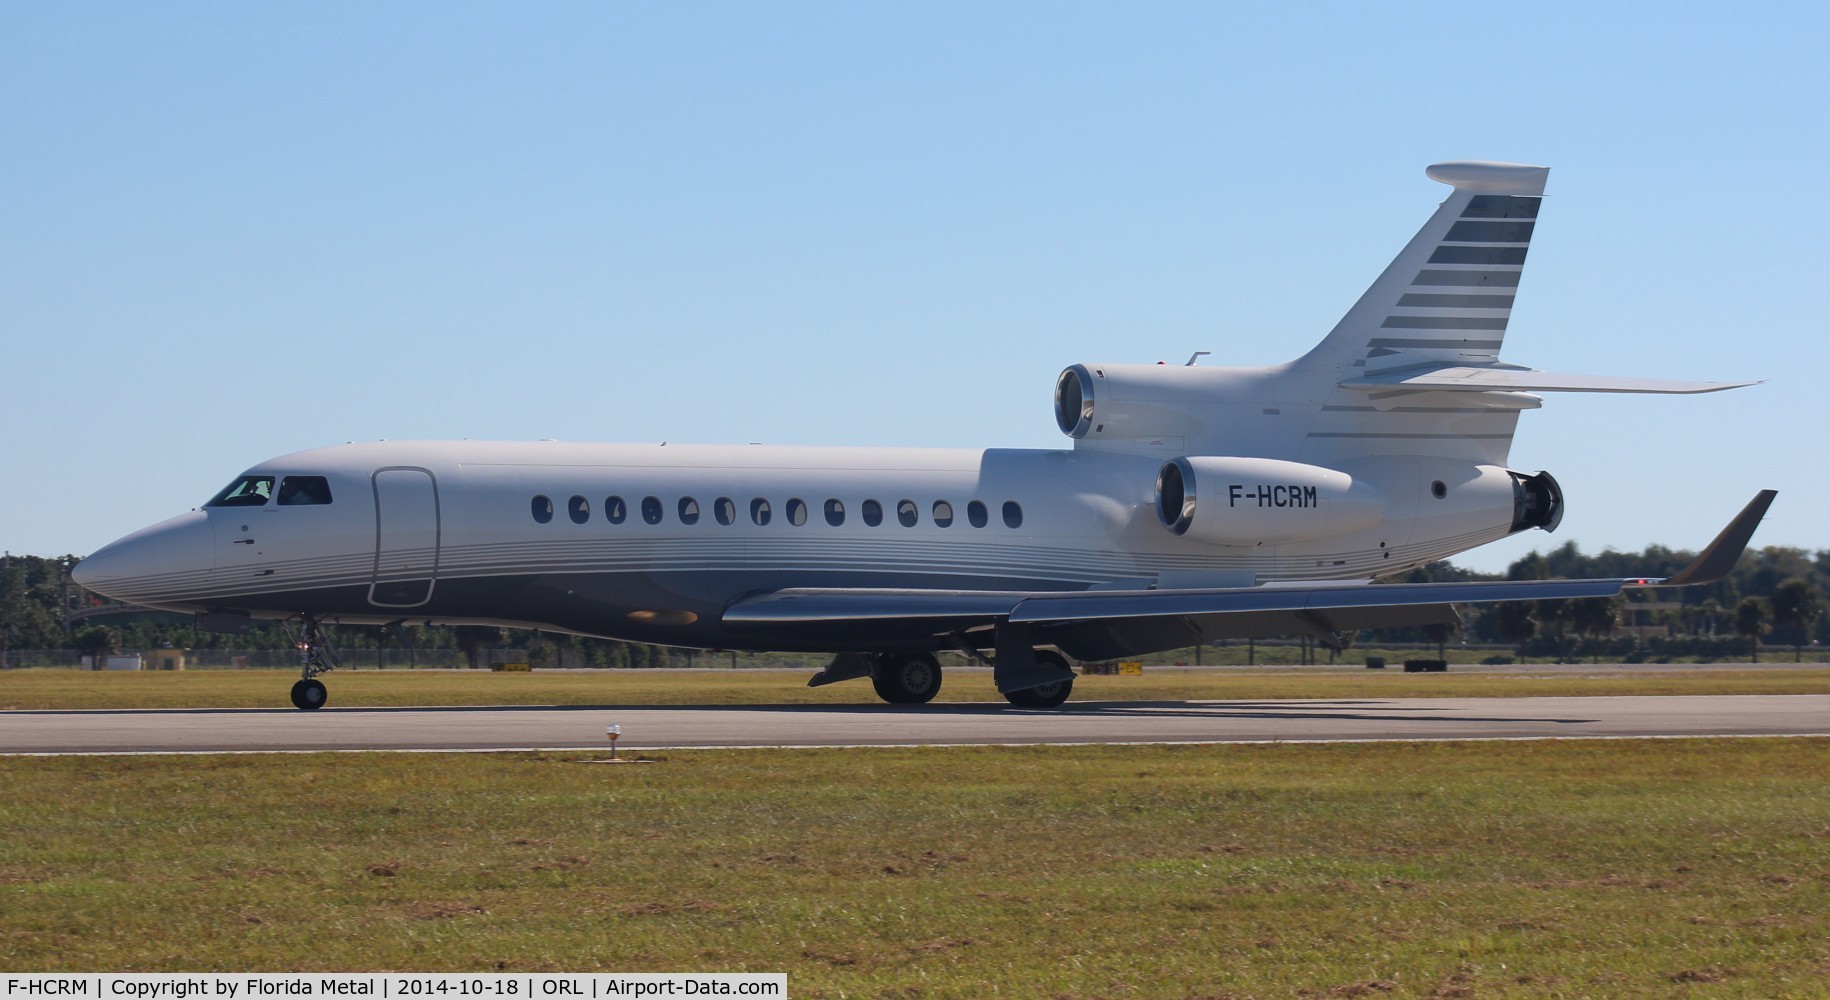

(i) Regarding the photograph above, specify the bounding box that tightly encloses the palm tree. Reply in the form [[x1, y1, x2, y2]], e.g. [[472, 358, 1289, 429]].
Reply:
[[1537, 598, 1572, 661], [1569, 597, 1619, 664], [1733, 597, 1769, 663], [1493, 602, 1537, 663], [74, 625, 118, 669], [1423, 622, 1456, 663], [455, 625, 503, 670], [1768, 577, 1824, 663], [1695, 598, 1725, 637]]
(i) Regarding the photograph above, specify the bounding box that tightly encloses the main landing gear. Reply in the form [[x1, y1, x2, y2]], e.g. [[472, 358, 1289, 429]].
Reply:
[[990, 627, 1076, 709], [807, 651, 945, 704], [804, 642, 1077, 708], [872, 652, 944, 704], [285, 615, 339, 710], [1002, 650, 1074, 708]]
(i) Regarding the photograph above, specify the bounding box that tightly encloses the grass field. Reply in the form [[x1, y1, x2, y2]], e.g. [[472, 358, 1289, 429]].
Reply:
[[2, 739, 1828, 996], [4, 665, 1830, 710]]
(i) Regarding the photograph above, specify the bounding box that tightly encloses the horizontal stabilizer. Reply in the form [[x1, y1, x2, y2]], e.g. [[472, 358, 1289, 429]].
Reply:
[[1343, 364, 1757, 395]]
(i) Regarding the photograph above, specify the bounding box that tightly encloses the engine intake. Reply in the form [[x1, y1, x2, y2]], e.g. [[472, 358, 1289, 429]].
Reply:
[[1051, 362, 1222, 448], [1055, 365, 1096, 437], [1156, 456, 1385, 546]]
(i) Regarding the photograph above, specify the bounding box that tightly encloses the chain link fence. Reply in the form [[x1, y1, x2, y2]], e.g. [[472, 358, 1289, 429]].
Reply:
[[3, 649, 468, 670]]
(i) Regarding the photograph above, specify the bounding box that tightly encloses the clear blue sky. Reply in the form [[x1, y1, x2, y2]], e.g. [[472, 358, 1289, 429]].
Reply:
[[4, 2, 1825, 572]]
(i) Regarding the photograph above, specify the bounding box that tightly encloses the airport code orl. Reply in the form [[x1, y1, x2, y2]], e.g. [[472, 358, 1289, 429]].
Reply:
[[2, 978, 785, 1000], [1227, 484, 1320, 508]]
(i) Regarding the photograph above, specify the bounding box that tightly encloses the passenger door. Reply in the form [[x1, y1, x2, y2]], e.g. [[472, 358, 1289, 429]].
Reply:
[[370, 468, 440, 607]]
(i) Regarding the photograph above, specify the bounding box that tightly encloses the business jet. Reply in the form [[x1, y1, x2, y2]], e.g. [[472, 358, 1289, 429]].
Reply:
[[73, 160, 1773, 710]]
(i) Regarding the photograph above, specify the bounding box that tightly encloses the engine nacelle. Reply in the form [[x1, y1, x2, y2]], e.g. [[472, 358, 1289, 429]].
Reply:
[[1055, 363, 1218, 446], [1155, 456, 1385, 546]]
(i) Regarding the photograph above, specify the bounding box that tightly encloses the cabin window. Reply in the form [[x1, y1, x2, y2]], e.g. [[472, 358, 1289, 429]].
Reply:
[[932, 500, 954, 527], [207, 475, 275, 507], [568, 495, 590, 524], [897, 499, 918, 527], [276, 476, 332, 506], [642, 496, 663, 525], [606, 496, 627, 524], [824, 499, 845, 526], [966, 500, 988, 528], [679, 497, 700, 525], [862, 499, 883, 527], [531, 495, 554, 524], [1002, 500, 1023, 529], [751, 497, 772, 526], [786, 498, 808, 526], [714, 497, 736, 525]]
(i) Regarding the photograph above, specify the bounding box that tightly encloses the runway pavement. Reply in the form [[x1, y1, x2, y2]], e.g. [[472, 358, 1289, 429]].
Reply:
[[3, 694, 1828, 754]]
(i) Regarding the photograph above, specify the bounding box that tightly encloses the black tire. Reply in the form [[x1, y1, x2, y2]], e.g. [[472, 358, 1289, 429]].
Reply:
[[1003, 650, 1075, 708], [1004, 677, 1074, 708], [871, 653, 943, 705], [290, 678, 328, 711]]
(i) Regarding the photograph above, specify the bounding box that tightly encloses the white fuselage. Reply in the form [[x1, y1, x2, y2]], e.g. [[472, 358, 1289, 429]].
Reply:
[[78, 160, 1650, 659], [74, 437, 1532, 652], [68, 159, 1761, 717]]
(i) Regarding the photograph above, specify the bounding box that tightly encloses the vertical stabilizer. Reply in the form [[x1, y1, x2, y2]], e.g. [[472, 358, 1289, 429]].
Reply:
[[1295, 161, 1549, 378]]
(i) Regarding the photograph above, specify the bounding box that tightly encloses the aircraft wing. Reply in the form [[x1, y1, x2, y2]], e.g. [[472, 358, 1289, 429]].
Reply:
[[1341, 364, 1757, 394], [728, 577, 1616, 660], [724, 491, 1776, 662], [724, 577, 1633, 626]]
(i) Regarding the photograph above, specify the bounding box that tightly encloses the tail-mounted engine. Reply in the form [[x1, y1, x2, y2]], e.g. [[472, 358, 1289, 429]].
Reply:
[[1055, 362, 1237, 448], [1509, 469, 1563, 533], [1054, 365, 1098, 437], [1155, 456, 1385, 546]]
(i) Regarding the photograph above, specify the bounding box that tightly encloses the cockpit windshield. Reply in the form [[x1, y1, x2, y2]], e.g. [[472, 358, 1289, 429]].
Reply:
[[206, 475, 275, 507], [278, 476, 333, 506]]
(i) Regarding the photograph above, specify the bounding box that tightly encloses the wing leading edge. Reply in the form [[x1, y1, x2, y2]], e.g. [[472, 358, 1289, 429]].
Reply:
[[723, 491, 1777, 662]]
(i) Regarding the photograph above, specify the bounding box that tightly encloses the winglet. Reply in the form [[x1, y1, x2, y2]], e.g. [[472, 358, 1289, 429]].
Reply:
[[1641, 490, 1778, 589]]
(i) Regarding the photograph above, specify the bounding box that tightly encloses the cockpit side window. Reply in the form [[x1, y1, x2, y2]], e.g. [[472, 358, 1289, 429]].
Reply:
[[207, 475, 275, 507], [277, 476, 334, 506]]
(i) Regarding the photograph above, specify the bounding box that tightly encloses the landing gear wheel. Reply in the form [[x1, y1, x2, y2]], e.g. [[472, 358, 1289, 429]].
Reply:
[[286, 614, 339, 710], [872, 653, 943, 705], [1004, 677, 1073, 708], [290, 678, 328, 711], [1003, 650, 1075, 708]]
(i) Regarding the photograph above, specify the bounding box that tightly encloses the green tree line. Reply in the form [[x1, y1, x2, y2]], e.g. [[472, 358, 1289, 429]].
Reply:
[[0, 554, 676, 669], [5, 542, 1826, 667], [1389, 541, 1827, 663]]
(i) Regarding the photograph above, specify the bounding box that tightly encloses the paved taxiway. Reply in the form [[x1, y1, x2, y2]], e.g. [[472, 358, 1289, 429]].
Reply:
[[4, 694, 1827, 754]]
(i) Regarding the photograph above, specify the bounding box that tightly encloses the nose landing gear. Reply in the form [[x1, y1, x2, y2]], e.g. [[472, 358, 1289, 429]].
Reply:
[[285, 616, 339, 710], [290, 678, 327, 710]]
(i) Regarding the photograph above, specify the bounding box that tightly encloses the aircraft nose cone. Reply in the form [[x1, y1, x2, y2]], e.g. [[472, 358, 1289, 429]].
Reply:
[[74, 511, 213, 607]]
